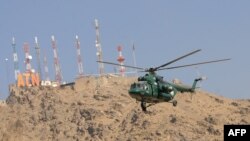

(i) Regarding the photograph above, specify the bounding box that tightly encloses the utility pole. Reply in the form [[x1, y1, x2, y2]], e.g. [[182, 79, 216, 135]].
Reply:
[[94, 19, 105, 75]]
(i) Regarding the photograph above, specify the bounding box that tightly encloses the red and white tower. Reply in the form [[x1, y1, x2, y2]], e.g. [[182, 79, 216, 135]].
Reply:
[[75, 35, 84, 76], [23, 42, 32, 73], [117, 46, 125, 77], [51, 35, 62, 84]]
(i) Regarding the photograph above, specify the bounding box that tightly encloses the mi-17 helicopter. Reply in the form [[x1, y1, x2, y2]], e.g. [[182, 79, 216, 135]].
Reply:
[[98, 49, 230, 111]]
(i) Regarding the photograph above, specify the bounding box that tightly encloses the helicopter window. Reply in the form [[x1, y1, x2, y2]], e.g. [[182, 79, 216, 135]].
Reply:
[[138, 82, 147, 89], [131, 82, 147, 89], [131, 83, 136, 89], [137, 84, 143, 88]]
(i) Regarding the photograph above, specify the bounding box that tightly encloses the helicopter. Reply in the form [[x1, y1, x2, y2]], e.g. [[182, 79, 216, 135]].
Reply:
[[98, 49, 230, 111]]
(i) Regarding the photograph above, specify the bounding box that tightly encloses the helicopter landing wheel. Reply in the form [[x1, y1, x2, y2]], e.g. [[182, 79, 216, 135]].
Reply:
[[141, 101, 147, 111], [173, 100, 177, 107]]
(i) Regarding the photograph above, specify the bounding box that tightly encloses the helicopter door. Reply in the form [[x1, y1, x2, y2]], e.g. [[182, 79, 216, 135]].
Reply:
[[151, 82, 159, 98]]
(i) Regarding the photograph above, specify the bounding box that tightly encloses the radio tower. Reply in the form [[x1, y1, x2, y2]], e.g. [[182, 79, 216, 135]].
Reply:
[[132, 43, 138, 77], [75, 35, 84, 76], [23, 42, 32, 73], [117, 46, 125, 77], [43, 52, 50, 81], [12, 37, 20, 81], [51, 35, 62, 84], [94, 19, 105, 75], [34, 37, 42, 79]]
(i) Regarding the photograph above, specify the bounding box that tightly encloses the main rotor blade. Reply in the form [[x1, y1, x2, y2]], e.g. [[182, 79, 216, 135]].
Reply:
[[97, 61, 145, 70], [158, 58, 231, 70], [154, 49, 201, 71]]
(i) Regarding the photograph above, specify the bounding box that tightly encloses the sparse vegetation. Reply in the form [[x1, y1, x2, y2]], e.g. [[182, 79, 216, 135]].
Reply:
[[231, 102, 239, 106], [204, 115, 217, 125], [207, 126, 221, 136], [0, 77, 249, 141], [214, 98, 224, 104], [170, 115, 177, 123]]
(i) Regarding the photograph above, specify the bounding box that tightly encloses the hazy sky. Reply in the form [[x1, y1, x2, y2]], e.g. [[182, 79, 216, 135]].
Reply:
[[0, 0, 249, 99]]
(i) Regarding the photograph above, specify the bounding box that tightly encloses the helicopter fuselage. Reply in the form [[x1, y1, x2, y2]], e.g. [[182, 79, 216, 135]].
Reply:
[[128, 73, 202, 104], [128, 73, 178, 103]]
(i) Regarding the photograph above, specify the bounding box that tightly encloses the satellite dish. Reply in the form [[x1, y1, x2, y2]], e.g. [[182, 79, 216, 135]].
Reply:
[[28, 55, 32, 60], [31, 69, 35, 73]]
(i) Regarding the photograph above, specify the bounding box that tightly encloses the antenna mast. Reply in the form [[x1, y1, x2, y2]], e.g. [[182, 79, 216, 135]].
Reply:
[[34, 36, 42, 79], [43, 52, 50, 81], [94, 19, 105, 75], [117, 46, 125, 77], [12, 37, 20, 81], [132, 43, 138, 76], [23, 42, 32, 73], [75, 35, 84, 76], [51, 35, 62, 84]]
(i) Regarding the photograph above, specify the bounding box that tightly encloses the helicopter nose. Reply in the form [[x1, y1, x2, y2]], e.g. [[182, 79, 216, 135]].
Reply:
[[129, 92, 142, 100], [129, 91, 141, 95]]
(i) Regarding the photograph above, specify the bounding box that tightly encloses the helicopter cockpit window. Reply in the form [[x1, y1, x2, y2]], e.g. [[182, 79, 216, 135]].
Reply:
[[136, 82, 147, 89], [131, 83, 136, 89], [137, 83, 142, 88]]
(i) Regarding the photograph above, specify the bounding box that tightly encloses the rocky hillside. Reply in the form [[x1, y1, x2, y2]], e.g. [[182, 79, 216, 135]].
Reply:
[[0, 76, 249, 141]]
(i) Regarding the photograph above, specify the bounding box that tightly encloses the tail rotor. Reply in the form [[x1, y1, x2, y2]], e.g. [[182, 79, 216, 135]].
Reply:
[[190, 67, 207, 100], [195, 67, 207, 89]]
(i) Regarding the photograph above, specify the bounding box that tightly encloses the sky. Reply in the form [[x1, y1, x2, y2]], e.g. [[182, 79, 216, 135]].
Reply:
[[0, 0, 249, 99]]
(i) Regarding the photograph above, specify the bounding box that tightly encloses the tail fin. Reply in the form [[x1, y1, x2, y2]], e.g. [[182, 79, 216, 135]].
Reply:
[[191, 76, 207, 91]]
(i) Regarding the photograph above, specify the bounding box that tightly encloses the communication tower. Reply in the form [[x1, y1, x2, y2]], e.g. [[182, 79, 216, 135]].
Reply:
[[23, 42, 32, 73], [12, 37, 20, 81], [94, 19, 105, 75], [132, 43, 138, 77], [43, 52, 50, 81], [34, 36, 42, 79], [51, 35, 62, 83], [117, 46, 125, 77], [75, 35, 84, 76]]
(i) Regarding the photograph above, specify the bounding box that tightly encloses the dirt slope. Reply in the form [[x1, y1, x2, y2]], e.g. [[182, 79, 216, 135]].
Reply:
[[0, 76, 249, 141]]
